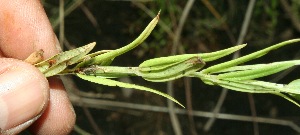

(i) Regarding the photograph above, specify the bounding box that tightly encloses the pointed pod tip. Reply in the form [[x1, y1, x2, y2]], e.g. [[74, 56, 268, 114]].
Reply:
[[234, 44, 247, 50], [180, 104, 186, 108], [156, 10, 161, 20], [172, 100, 185, 108], [90, 42, 96, 46], [240, 43, 247, 48], [86, 42, 96, 49]]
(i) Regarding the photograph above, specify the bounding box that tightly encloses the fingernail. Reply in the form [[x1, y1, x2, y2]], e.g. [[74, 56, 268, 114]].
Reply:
[[0, 59, 49, 132]]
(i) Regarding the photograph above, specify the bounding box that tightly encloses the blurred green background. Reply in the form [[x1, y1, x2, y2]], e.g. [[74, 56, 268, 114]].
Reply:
[[41, 0, 300, 135]]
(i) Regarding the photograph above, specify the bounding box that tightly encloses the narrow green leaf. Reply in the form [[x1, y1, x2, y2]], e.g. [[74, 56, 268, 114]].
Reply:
[[195, 72, 300, 94], [199, 44, 246, 62], [139, 44, 246, 68], [210, 64, 271, 73], [200, 75, 276, 93], [289, 94, 300, 102], [217, 60, 299, 80], [76, 73, 185, 108], [75, 11, 160, 68], [273, 93, 300, 107], [202, 39, 300, 74], [196, 72, 300, 107], [67, 42, 96, 65]]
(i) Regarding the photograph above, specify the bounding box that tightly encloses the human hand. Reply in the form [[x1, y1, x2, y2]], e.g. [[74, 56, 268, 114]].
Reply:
[[0, 0, 75, 134]]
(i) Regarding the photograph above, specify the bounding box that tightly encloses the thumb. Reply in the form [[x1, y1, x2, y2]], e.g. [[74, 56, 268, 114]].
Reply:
[[0, 58, 49, 135]]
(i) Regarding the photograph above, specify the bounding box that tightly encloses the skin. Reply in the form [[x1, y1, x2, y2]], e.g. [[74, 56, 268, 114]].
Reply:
[[0, 0, 75, 134]]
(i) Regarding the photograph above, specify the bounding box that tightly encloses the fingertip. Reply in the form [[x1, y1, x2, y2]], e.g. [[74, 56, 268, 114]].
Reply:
[[29, 77, 76, 135], [0, 58, 49, 134]]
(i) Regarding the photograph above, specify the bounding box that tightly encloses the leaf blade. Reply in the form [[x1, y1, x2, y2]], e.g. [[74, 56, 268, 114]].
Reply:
[[76, 11, 160, 68], [77, 73, 185, 108]]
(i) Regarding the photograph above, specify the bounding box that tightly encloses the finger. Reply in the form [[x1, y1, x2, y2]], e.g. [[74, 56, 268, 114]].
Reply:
[[0, 0, 61, 59], [0, 59, 49, 135], [29, 77, 76, 135]]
